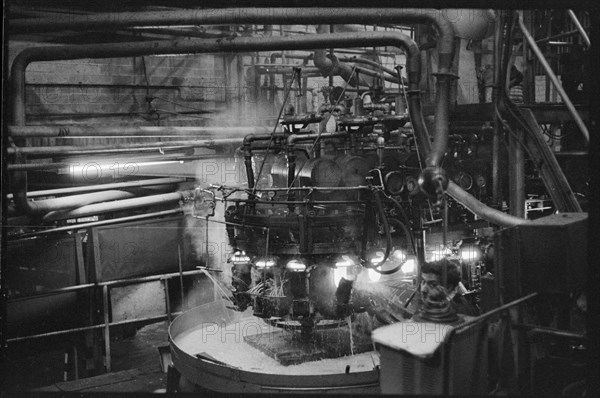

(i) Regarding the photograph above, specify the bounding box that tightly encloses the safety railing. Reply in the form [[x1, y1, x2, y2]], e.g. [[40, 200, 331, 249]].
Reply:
[[6, 267, 223, 372]]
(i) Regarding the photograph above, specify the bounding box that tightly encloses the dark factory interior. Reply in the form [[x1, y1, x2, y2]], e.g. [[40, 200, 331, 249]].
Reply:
[[1, 1, 599, 396]]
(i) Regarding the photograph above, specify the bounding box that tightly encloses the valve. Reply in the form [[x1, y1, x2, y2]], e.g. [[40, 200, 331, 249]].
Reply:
[[418, 166, 448, 206]]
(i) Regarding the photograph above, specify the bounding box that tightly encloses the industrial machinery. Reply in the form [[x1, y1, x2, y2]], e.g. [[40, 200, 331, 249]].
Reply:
[[190, 79, 496, 330], [3, 5, 594, 396]]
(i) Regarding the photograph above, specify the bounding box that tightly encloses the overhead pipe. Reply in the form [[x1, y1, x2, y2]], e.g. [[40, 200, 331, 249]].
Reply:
[[19, 190, 137, 215], [9, 8, 454, 215], [8, 8, 455, 60], [8, 125, 271, 138], [11, 184, 181, 216], [286, 131, 349, 146], [9, 10, 518, 226], [42, 190, 195, 222], [7, 153, 233, 172], [6, 177, 186, 199], [11, 32, 424, 127], [314, 25, 404, 87], [7, 138, 244, 156], [9, 31, 421, 216]]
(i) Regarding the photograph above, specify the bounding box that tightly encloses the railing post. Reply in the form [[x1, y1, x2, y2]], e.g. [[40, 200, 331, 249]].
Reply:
[[102, 285, 111, 372]]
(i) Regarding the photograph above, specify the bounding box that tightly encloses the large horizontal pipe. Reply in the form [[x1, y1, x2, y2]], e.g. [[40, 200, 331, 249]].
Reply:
[[7, 138, 243, 156], [10, 32, 421, 126], [354, 66, 402, 85], [287, 131, 348, 146], [10, 8, 455, 60], [21, 190, 138, 214], [42, 190, 195, 221], [7, 154, 233, 172], [8, 125, 271, 138], [6, 177, 186, 199]]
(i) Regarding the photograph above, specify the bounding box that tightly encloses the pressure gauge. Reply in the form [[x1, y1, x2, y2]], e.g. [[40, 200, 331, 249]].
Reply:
[[405, 176, 419, 195], [454, 171, 473, 190]]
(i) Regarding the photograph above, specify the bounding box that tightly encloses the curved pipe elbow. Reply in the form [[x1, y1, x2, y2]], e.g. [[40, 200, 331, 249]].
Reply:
[[286, 134, 300, 148], [242, 134, 255, 146], [446, 182, 530, 227]]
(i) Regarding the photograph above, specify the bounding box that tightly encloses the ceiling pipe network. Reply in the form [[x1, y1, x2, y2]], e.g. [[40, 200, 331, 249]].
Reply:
[[7, 8, 526, 226]]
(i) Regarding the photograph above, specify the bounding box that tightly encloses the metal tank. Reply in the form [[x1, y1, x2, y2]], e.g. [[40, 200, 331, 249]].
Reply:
[[169, 299, 381, 394]]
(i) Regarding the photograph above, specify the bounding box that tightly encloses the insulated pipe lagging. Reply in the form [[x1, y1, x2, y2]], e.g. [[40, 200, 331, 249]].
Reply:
[[42, 190, 195, 222], [19, 190, 138, 215], [6, 177, 185, 199], [427, 75, 452, 167], [445, 182, 530, 226], [406, 91, 432, 167]]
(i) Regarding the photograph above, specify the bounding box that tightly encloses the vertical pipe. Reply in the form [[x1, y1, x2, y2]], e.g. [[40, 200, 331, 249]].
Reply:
[[492, 12, 503, 208], [301, 61, 308, 113], [102, 285, 111, 372], [473, 40, 484, 103], [243, 144, 255, 190], [0, 3, 8, 362], [415, 227, 426, 289], [442, 199, 448, 288], [508, 128, 526, 218], [237, 54, 244, 123], [586, 12, 600, 394], [286, 150, 296, 210], [329, 25, 335, 87], [521, 11, 534, 105]]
